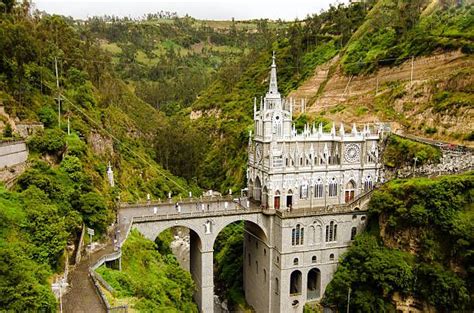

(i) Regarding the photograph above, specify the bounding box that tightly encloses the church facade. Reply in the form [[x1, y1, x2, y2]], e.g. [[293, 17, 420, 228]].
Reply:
[[242, 54, 383, 312]]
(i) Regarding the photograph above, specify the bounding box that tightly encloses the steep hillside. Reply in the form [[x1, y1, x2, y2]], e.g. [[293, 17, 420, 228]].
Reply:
[[0, 4, 193, 310], [290, 2, 473, 145]]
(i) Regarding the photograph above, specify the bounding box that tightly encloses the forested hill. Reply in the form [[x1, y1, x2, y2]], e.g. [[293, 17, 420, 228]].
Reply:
[[0, 3, 194, 311]]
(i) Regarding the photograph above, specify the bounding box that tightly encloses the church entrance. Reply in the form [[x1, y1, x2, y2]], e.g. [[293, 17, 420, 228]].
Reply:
[[274, 191, 280, 210], [286, 190, 293, 209], [345, 180, 355, 203]]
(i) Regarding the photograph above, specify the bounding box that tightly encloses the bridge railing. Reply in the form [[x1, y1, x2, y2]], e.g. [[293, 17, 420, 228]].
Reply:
[[276, 190, 374, 218], [132, 206, 262, 223], [120, 195, 238, 209]]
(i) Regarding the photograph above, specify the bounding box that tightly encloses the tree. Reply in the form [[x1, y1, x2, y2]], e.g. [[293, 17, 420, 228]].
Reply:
[[79, 192, 111, 233]]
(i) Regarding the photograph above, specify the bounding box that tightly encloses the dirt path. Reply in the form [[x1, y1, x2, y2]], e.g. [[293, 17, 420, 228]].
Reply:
[[63, 243, 114, 313]]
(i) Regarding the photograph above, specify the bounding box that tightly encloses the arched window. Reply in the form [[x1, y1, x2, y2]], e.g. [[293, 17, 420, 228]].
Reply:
[[329, 254, 335, 261], [364, 175, 373, 191], [293, 258, 299, 265], [325, 221, 337, 242], [345, 180, 356, 202], [311, 255, 317, 263], [315, 178, 324, 198], [328, 178, 338, 197], [351, 227, 357, 240], [290, 270, 302, 295], [300, 184, 308, 199], [275, 278, 279, 294], [292, 224, 304, 246]]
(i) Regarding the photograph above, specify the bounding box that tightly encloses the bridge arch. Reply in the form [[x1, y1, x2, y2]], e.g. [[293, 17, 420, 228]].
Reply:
[[210, 215, 269, 247]]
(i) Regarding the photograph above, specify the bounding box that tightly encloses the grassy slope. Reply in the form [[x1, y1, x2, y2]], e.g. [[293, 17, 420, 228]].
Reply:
[[305, 2, 474, 145]]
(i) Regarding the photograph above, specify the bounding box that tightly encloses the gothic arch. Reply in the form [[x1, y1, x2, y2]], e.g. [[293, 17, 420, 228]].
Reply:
[[254, 176, 262, 201], [248, 178, 254, 198], [345, 179, 356, 202]]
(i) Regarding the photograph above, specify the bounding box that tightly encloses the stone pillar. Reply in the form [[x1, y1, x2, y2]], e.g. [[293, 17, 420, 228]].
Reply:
[[190, 231, 214, 313]]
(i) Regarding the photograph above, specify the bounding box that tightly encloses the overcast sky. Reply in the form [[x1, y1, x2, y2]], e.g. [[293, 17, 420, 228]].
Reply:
[[34, 0, 346, 21]]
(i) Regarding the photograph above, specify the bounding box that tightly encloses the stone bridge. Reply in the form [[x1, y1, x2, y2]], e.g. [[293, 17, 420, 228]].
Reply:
[[117, 191, 375, 313], [118, 196, 273, 312]]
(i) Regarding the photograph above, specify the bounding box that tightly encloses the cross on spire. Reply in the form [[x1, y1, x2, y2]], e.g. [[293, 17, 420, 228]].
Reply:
[[268, 51, 279, 95]]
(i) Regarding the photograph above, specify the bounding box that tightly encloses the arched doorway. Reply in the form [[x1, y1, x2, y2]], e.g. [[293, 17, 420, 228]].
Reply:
[[290, 270, 302, 295], [274, 190, 281, 210], [307, 268, 321, 300], [345, 180, 356, 202], [255, 176, 262, 202], [286, 189, 293, 209]]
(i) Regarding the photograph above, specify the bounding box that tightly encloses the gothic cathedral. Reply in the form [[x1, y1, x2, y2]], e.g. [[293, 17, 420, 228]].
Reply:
[[243, 53, 383, 312]]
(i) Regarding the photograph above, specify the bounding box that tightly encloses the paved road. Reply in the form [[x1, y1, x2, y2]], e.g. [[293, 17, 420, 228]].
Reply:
[[63, 243, 114, 313]]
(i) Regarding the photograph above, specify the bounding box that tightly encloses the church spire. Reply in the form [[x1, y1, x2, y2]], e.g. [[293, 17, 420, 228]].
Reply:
[[268, 51, 279, 95]]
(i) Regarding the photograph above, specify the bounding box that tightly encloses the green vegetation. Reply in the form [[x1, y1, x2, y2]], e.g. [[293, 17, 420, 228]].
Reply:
[[323, 172, 474, 312], [213, 223, 246, 309], [383, 135, 441, 168], [342, 1, 473, 75], [96, 230, 198, 312], [0, 185, 65, 311]]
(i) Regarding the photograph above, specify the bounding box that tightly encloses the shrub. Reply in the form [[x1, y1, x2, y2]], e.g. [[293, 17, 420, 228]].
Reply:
[[27, 128, 66, 154]]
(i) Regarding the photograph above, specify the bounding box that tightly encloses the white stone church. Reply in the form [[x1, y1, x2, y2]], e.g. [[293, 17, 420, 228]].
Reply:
[[243, 53, 383, 312]]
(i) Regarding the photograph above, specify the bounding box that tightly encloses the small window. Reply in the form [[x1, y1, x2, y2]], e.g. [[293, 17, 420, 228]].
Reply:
[[361, 216, 367, 221], [264, 269, 267, 282], [351, 227, 357, 240], [311, 255, 317, 263], [329, 254, 335, 261], [276, 256, 280, 264], [275, 278, 279, 294], [352, 214, 357, 220], [264, 248, 266, 256], [293, 258, 299, 265]]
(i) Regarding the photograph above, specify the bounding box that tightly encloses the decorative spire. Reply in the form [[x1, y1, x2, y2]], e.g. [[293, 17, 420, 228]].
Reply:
[[352, 123, 358, 135], [339, 123, 345, 136], [268, 51, 279, 95]]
